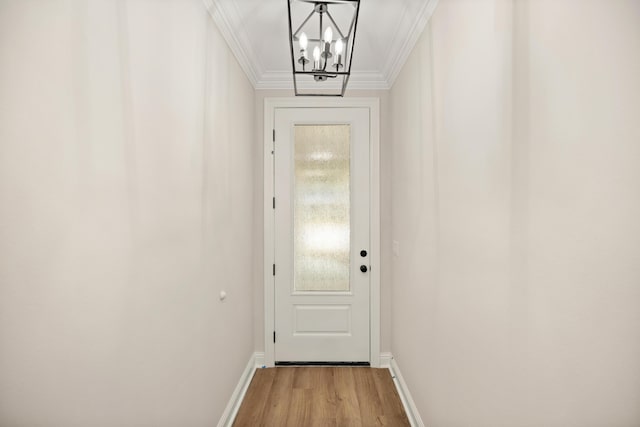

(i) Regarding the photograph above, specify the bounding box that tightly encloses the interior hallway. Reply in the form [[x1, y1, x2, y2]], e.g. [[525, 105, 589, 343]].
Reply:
[[0, 0, 639, 426]]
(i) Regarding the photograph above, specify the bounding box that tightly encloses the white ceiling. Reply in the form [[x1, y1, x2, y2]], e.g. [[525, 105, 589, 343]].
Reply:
[[203, 0, 439, 90]]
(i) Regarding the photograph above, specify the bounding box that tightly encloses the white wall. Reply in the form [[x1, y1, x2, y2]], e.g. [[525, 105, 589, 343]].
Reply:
[[390, 0, 640, 425], [0, 1, 255, 426], [253, 89, 392, 355]]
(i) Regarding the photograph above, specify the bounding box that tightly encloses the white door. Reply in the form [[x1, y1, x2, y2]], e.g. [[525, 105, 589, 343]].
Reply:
[[273, 107, 370, 363]]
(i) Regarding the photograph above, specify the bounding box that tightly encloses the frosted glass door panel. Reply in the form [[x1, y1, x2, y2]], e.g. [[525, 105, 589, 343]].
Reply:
[[294, 125, 350, 292]]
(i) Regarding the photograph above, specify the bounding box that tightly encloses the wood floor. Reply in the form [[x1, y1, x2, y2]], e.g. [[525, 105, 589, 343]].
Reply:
[[233, 367, 410, 427]]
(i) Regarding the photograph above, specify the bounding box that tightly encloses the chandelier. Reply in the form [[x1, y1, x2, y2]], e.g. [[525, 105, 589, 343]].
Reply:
[[287, 0, 361, 96]]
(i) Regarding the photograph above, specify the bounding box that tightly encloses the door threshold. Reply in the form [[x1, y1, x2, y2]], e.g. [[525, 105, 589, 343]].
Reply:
[[275, 361, 370, 367]]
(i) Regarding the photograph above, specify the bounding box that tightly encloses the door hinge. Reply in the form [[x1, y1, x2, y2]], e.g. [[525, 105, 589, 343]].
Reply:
[[272, 129, 275, 142], [273, 264, 276, 276], [272, 197, 275, 209], [273, 331, 276, 343]]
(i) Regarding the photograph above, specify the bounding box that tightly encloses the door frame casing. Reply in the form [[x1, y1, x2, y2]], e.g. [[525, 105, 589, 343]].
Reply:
[[263, 97, 381, 368]]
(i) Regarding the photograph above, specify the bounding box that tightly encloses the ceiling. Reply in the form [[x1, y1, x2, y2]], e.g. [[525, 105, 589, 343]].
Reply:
[[203, 0, 439, 90]]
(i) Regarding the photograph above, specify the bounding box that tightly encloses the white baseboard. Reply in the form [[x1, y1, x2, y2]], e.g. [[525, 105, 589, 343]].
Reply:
[[254, 352, 265, 368], [380, 352, 393, 368], [388, 355, 425, 427], [217, 352, 260, 427]]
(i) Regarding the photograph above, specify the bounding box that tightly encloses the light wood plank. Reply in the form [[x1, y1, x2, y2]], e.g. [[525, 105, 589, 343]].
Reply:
[[335, 367, 362, 426], [308, 367, 337, 426], [285, 388, 312, 426], [256, 367, 294, 426], [372, 368, 411, 426], [232, 368, 276, 427], [233, 367, 409, 427], [353, 367, 384, 426]]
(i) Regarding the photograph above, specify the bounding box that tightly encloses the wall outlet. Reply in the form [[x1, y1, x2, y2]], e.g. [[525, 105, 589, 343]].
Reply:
[[392, 240, 400, 257]]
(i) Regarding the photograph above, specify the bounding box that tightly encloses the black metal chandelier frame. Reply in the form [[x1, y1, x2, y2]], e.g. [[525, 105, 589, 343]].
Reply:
[[287, 0, 361, 96]]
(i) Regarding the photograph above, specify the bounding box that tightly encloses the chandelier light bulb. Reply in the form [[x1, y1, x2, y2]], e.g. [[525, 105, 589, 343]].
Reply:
[[334, 38, 344, 68], [313, 45, 321, 69], [324, 27, 333, 44], [299, 32, 308, 50]]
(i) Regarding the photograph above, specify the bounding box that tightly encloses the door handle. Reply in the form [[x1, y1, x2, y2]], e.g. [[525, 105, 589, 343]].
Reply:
[[360, 265, 368, 273]]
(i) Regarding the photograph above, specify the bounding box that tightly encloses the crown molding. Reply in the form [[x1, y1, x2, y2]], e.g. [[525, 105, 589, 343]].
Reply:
[[382, 0, 440, 88], [202, 0, 260, 86], [348, 72, 391, 90], [204, 0, 439, 91], [253, 71, 293, 90], [255, 71, 390, 90]]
